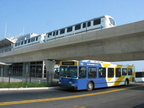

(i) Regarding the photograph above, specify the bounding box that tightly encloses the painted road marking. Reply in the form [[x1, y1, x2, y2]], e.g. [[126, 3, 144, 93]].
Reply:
[[0, 85, 142, 106]]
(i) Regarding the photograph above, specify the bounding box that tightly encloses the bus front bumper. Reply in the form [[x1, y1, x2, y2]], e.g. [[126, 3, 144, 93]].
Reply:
[[58, 82, 77, 90]]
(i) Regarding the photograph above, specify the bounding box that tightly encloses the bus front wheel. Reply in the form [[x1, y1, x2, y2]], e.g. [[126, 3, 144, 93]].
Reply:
[[87, 82, 94, 91]]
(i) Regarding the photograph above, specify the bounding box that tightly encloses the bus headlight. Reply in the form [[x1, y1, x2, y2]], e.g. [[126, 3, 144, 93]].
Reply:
[[71, 84, 75, 86], [69, 81, 72, 84]]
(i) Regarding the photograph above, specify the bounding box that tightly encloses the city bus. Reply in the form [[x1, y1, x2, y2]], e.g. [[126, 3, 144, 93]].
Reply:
[[58, 60, 135, 91]]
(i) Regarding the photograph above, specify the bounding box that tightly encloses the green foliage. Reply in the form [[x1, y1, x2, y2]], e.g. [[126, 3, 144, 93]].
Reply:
[[0, 82, 58, 88]]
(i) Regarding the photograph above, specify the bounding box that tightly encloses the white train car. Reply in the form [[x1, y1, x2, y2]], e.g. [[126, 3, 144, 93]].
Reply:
[[13, 33, 45, 49], [44, 15, 115, 42]]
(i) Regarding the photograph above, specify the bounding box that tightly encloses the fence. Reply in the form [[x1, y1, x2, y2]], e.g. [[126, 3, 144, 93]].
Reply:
[[0, 73, 59, 84]]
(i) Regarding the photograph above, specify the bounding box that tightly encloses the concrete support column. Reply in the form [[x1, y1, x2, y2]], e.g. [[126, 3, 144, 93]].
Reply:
[[42, 61, 45, 78], [23, 63, 30, 77], [44, 60, 56, 82], [23, 62, 30, 82]]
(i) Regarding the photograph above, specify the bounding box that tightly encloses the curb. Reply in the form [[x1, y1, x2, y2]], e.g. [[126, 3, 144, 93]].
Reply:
[[135, 83, 144, 85], [132, 82, 144, 85], [0, 87, 58, 91]]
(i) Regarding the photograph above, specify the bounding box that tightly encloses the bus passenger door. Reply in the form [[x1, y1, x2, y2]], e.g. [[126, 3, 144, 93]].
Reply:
[[78, 66, 87, 90], [96, 67, 108, 88]]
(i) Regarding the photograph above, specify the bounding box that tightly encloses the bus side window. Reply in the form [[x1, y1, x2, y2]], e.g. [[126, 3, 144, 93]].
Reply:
[[88, 67, 97, 78], [122, 68, 127, 75], [116, 68, 121, 77], [108, 68, 114, 78], [98, 67, 106, 78], [79, 67, 86, 78], [128, 69, 132, 75]]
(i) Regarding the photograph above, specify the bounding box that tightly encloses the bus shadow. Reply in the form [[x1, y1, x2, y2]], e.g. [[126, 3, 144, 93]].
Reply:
[[57, 84, 144, 92], [57, 86, 118, 93]]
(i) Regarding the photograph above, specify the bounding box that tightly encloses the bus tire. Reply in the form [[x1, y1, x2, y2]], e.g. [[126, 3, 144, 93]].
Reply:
[[124, 79, 129, 86], [87, 82, 94, 91]]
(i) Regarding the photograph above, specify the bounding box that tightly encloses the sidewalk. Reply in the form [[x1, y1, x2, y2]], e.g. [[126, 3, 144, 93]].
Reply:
[[0, 87, 58, 91], [0, 82, 143, 91], [0, 76, 59, 83], [134, 81, 144, 85]]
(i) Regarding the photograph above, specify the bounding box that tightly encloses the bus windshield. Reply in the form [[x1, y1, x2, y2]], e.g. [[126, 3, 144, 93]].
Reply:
[[60, 66, 77, 78]]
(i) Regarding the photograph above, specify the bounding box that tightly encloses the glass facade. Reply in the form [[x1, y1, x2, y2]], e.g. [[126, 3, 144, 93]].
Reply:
[[30, 61, 44, 78], [0, 44, 12, 53], [10, 61, 45, 78], [12, 63, 23, 76]]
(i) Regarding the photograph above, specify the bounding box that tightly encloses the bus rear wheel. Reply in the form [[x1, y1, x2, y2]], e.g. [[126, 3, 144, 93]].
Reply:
[[124, 79, 129, 86], [87, 82, 94, 91]]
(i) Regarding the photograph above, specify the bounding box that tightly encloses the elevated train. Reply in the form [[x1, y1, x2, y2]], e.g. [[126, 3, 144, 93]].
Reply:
[[13, 15, 115, 49], [44, 15, 115, 42]]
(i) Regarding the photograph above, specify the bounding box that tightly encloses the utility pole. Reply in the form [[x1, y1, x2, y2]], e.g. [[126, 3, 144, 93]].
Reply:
[[5, 22, 7, 38]]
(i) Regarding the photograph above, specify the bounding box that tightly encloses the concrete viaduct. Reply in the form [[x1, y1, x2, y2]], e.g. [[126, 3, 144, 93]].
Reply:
[[0, 20, 144, 63], [0, 20, 144, 82]]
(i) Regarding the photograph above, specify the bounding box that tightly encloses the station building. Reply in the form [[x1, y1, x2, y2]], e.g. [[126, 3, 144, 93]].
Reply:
[[0, 33, 56, 79]]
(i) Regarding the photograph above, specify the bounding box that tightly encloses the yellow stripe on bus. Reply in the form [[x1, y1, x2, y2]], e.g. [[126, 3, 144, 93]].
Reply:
[[113, 76, 126, 86], [103, 63, 112, 82]]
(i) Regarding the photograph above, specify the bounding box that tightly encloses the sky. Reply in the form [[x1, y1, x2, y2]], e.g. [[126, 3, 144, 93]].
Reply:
[[0, 0, 144, 71]]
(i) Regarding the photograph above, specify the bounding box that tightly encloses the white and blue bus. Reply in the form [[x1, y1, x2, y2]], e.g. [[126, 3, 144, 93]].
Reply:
[[59, 60, 135, 91]]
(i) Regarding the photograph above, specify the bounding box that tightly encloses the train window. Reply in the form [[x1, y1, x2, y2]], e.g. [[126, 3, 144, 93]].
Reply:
[[128, 69, 132, 75], [67, 26, 72, 32], [17, 42, 20, 46], [108, 68, 114, 78], [56, 31, 58, 35], [46, 33, 49, 38], [98, 67, 106, 78], [60, 29, 65, 34], [94, 19, 101, 25], [83, 23, 86, 28], [31, 38, 35, 42], [116, 68, 121, 77], [48, 32, 52, 37], [53, 32, 55, 36], [36, 37, 38, 41], [122, 68, 127, 75], [87, 21, 91, 27], [21, 41, 23, 45], [15, 43, 17, 46], [109, 18, 115, 25], [28, 39, 30, 43], [24, 40, 27, 44], [75, 24, 81, 30]]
